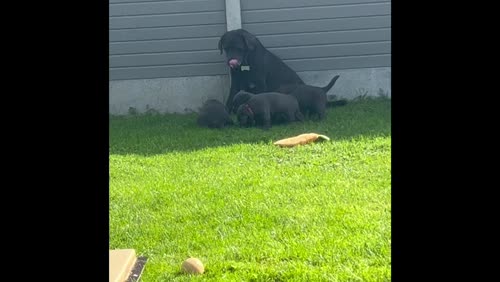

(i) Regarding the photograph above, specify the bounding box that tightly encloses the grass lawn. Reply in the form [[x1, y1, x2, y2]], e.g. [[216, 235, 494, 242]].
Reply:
[[109, 97, 391, 281]]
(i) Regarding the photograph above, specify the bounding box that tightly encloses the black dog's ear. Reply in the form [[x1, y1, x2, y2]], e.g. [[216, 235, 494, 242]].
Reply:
[[218, 34, 225, 55], [241, 31, 259, 52]]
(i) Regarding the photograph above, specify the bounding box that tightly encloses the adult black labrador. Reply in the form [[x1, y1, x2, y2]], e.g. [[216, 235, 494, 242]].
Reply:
[[218, 29, 304, 110]]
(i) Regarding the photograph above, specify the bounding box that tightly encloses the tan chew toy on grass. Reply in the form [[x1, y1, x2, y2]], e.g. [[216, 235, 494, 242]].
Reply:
[[181, 257, 205, 275], [273, 133, 330, 147]]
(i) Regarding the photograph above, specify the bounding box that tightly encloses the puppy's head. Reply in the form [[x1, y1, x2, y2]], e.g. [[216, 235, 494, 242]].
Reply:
[[231, 90, 255, 114], [236, 103, 254, 127], [218, 29, 260, 69]]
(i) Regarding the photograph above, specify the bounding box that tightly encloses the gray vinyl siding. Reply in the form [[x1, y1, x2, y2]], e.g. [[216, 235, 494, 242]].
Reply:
[[109, 0, 391, 81], [241, 0, 391, 72], [109, 0, 227, 80]]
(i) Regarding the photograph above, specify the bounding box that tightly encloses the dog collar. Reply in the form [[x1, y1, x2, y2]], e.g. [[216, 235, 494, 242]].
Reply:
[[244, 104, 253, 115], [240, 65, 250, 71]]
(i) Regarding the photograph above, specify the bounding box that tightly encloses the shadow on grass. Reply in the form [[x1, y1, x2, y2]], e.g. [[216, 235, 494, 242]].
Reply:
[[109, 97, 391, 156]]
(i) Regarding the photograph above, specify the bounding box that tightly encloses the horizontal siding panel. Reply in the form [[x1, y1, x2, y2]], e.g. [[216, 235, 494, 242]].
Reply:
[[110, 0, 188, 3], [245, 15, 390, 35], [242, 0, 387, 10], [284, 54, 391, 72], [110, 1, 224, 17], [110, 11, 226, 29], [110, 37, 219, 55], [110, 50, 224, 67], [110, 55, 390, 80], [110, 63, 227, 80], [258, 29, 390, 48], [269, 42, 390, 60], [110, 24, 226, 42], [242, 3, 390, 23], [110, 42, 390, 67]]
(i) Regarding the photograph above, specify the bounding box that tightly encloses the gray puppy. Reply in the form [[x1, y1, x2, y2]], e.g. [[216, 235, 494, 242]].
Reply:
[[278, 74, 345, 120], [232, 90, 290, 124], [196, 99, 233, 128], [236, 92, 304, 130]]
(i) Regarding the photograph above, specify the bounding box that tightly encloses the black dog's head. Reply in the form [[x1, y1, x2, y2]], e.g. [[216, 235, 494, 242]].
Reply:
[[218, 29, 260, 70], [236, 103, 255, 127]]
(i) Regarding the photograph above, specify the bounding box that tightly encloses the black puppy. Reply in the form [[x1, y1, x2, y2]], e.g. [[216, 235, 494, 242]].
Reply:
[[218, 29, 304, 110], [236, 92, 304, 130], [284, 75, 345, 120], [196, 99, 233, 128]]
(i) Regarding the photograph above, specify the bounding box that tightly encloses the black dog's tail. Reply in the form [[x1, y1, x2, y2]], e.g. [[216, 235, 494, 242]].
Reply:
[[322, 75, 340, 93], [322, 74, 347, 108]]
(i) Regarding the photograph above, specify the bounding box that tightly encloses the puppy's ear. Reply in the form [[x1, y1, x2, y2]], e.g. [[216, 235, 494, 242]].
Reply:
[[236, 105, 243, 114], [236, 105, 246, 125], [241, 31, 259, 52]]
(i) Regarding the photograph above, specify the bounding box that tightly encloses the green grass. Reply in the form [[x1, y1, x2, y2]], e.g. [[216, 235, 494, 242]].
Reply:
[[110, 97, 391, 281]]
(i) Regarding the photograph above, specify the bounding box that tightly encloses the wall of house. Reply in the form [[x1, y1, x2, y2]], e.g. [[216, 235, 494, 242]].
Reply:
[[109, 0, 391, 115]]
